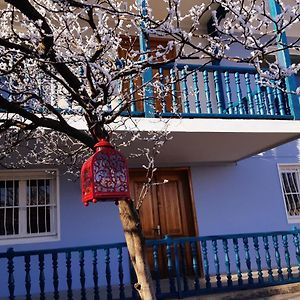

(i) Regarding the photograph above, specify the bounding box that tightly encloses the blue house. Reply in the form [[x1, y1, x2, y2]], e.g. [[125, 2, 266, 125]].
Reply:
[[1, 0, 300, 299]]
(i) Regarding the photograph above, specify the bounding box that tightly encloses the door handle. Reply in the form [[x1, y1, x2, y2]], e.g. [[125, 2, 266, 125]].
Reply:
[[152, 225, 161, 236]]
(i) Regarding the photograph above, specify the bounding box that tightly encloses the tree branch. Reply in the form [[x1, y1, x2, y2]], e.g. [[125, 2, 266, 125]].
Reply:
[[0, 94, 95, 148]]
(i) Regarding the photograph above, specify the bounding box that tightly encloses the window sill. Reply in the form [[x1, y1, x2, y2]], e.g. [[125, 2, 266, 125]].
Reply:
[[0, 233, 60, 246], [287, 217, 300, 224]]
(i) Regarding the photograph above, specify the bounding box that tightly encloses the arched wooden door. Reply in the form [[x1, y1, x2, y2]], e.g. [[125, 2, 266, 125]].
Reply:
[[129, 168, 198, 275]]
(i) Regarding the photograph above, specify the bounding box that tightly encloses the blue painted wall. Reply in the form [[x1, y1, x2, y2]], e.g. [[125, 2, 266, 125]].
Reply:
[[192, 140, 300, 236]]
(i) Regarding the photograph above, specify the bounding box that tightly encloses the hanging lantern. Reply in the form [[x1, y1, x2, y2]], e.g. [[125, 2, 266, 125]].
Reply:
[[80, 139, 130, 206]]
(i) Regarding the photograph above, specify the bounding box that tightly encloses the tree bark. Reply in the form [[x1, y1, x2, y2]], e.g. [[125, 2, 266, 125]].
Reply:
[[118, 200, 156, 300]]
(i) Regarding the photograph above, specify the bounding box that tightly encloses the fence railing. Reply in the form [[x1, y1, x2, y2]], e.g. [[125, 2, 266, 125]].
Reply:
[[0, 242, 133, 300], [146, 227, 300, 298], [1, 228, 300, 299], [125, 63, 295, 120]]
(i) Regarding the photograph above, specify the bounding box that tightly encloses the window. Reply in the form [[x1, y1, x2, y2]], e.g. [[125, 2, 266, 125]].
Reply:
[[278, 164, 300, 223], [0, 170, 59, 244]]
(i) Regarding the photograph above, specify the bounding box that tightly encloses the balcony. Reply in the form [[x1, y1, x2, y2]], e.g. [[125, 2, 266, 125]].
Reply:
[[107, 62, 300, 165]]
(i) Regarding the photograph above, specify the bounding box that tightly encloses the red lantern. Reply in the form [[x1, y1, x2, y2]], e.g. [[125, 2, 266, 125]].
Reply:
[[80, 139, 130, 206]]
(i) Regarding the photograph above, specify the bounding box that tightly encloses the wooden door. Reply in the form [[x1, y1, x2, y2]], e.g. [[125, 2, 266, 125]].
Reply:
[[129, 169, 197, 275], [155, 170, 196, 238], [119, 36, 181, 114], [129, 174, 160, 241]]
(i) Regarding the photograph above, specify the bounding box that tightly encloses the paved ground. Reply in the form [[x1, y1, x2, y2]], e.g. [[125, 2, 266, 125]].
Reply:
[[183, 293, 300, 299], [256, 292, 300, 299], [180, 293, 300, 300], [172, 283, 300, 300]]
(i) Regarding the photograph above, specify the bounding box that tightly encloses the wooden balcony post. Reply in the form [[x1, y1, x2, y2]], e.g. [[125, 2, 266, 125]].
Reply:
[[269, 0, 300, 119]]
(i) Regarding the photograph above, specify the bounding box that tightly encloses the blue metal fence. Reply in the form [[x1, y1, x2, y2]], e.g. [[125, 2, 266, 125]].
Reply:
[[1, 228, 300, 299]]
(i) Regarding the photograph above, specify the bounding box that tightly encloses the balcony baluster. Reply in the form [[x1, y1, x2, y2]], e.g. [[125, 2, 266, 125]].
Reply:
[[66, 251, 73, 300], [201, 240, 211, 289], [224, 71, 233, 115], [170, 68, 178, 114], [153, 244, 161, 295], [254, 74, 266, 115], [192, 70, 201, 114], [232, 238, 243, 286], [79, 250, 86, 300], [52, 253, 59, 300], [282, 234, 293, 279], [235, 72, 244, 114], [191, 241, 200, 290], [118, 247, 125, 299], [130, 76, 137, 113], [166, 241, 176, 294], [273, 86, 285, 116], [266, 86, 275, 115], [180, 69, 190, 114], [223, 239, 232, 287], [272, 235, 284, 281], [180, 242, 189, 292], [203, 70, 213, 114], [212, 240, 222, 288], [253, 236, 264, 284], [292, 229, 300, 277], [7, 248, 15, 300], [159, 68, 167, 113], [24, 255, 31, 300], [38, 254, 45, 300], [105, 248, 113, 300], [263, 236, 274, 282], [92, 249, 100, 300], [214, 71, 223, 114], [245, 73, 255, 115], [243, 237, 253, 284]]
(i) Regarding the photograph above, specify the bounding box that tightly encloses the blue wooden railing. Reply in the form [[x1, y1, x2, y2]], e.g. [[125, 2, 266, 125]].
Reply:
[[126, 63, 296, 120], [1, 228, 300, 299], [147, 228, 300, 299]]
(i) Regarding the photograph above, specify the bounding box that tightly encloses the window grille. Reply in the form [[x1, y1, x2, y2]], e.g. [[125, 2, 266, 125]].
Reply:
[[0, 170, 59, 243], [278, 165, 300, 222], [0, 180, 19, 236]]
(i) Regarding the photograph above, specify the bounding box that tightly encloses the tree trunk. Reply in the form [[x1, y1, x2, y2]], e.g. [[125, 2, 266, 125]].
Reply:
[[118, 200, 156, 300]]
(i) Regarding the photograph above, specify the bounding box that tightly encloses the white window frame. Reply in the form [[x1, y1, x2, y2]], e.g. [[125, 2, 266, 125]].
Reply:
[[278, 164, 300, 224], [0, 169, 60, 245]]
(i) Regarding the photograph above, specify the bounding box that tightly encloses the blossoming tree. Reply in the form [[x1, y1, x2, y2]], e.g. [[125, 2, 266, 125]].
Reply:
[[0, 0, 300, 298]]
